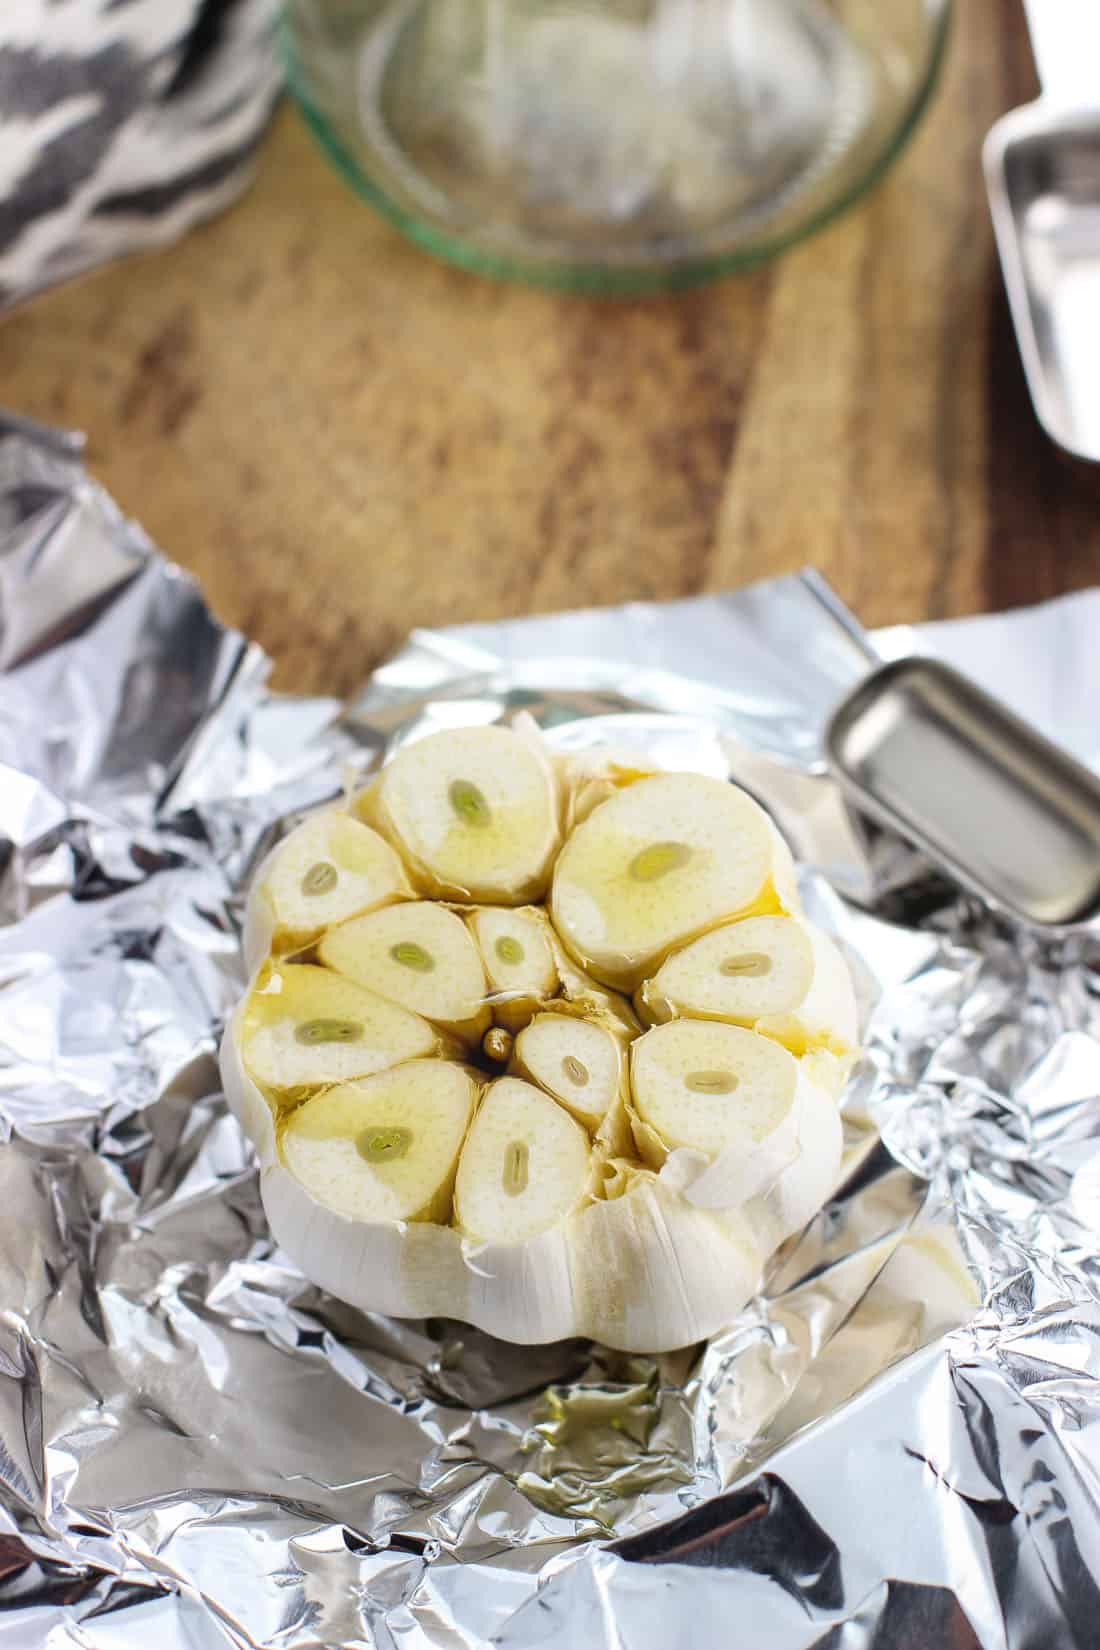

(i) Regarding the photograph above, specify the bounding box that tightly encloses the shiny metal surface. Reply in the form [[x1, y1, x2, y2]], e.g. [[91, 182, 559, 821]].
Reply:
[[984, 0, 1100, 462], [7, 409, 1100, 1648], [827, 654, 1100, 928]]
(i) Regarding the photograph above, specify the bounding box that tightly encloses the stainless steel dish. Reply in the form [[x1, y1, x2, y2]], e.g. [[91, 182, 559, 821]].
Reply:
[[984, 0, 1100, 462]]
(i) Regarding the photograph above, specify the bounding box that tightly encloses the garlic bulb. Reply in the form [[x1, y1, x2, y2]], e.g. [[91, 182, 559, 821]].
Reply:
[[221, 722, 859, 1353]]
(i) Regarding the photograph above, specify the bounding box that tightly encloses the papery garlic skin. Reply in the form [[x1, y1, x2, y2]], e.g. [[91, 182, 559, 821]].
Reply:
[[747, 1082, 844, 1249], [568, 1173, 764, 1353]]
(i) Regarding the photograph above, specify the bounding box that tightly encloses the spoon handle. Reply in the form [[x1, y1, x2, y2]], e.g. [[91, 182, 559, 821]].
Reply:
[[1023, 0, 1100, 105]]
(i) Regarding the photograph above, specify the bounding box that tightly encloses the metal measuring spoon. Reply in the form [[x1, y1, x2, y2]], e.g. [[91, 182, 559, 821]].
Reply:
[[827, 653, 1100, 931], [984, 1, 1100, 462]]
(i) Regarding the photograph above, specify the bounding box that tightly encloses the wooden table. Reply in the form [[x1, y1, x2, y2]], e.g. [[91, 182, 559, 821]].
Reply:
[[1, 2, 1094, 698]]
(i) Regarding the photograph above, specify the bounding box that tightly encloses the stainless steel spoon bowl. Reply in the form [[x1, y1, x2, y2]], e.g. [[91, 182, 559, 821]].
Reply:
[[984, 1, 1100, 462]]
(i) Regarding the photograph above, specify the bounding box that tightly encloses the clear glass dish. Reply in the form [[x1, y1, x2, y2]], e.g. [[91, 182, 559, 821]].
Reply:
[[283, 0, 952, 294]]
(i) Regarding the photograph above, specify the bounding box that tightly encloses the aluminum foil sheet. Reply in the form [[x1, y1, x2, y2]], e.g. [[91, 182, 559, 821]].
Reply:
[[4, 408, 1100, 1649]]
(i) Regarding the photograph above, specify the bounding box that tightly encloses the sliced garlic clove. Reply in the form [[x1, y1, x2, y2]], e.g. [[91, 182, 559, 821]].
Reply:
[[639, 914, 858, 1057], [755, 926, 858, 1058], [550, 773, 797, 990], [630, 1019, 844, 1227], [319, 901, 490, 1041], [631, 1017, 797, 1160], [513, 1011, 622, 1128], [241, 962, 439, 1092], [468, 905, 558, 1030], [281, 1061, 478, 1225], [455, 1077, 590, 1244], [630, 1018, 813, 1208], [221, 1000, 280, 1147], [246, 811, 410, 964], [366, 724, 560, 904]]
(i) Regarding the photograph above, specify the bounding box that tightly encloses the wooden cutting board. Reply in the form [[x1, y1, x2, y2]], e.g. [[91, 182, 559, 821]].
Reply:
[[1, 0, 1095, 697]]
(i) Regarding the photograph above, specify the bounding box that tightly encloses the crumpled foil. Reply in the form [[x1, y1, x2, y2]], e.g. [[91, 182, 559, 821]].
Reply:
[[4, 408, 1100, 1649]]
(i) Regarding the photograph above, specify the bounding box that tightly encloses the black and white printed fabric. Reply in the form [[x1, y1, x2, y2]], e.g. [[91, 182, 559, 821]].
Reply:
[[0, 0, 280, 309]]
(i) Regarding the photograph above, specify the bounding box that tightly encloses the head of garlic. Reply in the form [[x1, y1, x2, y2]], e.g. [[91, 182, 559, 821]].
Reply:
[[220, 721, 859, 1353]]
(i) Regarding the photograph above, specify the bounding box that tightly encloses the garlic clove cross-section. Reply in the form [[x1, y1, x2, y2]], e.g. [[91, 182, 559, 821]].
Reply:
[[550, 773, 798, 991], [241, 961, 440, 1091], [365, 724, 561, 904], [319, 901, 490, 1041], [630, 1018, 841, 1213], [468, 905, 559, 1030], [513, 1011, 623, 1128], [245, 811, 410, 966], [638, 913, 859, 1057], [455, 1077, 591, 1244], [281, 1062, 478, 1225]]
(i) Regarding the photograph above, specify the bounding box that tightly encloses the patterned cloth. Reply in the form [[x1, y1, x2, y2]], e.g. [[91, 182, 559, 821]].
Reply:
[[0, 0, 281, 309]]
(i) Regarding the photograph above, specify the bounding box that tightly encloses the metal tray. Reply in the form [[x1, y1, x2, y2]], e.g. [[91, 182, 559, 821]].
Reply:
[[826, 654, 1100, 930]]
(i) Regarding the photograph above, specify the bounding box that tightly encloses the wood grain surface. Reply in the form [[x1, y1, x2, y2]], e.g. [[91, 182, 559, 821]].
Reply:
[[1, 0, 1097, 698]]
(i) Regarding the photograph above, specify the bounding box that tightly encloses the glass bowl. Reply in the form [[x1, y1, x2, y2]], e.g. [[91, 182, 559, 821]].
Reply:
[[283, 0, 952, 294]]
